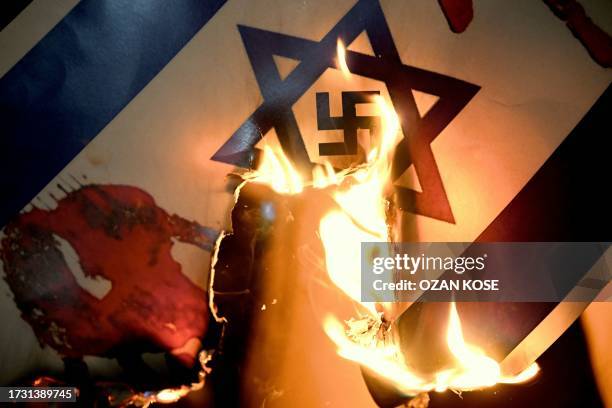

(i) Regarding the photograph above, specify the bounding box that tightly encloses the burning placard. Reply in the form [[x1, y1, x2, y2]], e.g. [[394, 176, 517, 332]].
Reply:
[[0, 0, 611, 407]]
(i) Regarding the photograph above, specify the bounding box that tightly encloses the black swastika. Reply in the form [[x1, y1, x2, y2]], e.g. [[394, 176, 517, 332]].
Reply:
[[316, 91, 380, 156]]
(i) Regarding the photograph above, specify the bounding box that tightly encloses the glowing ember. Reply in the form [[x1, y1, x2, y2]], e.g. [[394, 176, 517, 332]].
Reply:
[[117, 350, 213, 407], [242, 37, 539, 397]]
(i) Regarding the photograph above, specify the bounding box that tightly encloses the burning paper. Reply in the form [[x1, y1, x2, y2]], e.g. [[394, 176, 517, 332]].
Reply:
[[214, 41, 539, 405]]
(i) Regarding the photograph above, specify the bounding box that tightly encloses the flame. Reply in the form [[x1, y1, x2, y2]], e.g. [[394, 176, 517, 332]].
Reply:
[[337, 39, 351, 79], [154, 388, 194, 404], [319, 93, 399, 307], [248, 145, 304, 194], [245, 93, 398, 313], [243, 38, 539, 396], [323, 303, 539, 395]]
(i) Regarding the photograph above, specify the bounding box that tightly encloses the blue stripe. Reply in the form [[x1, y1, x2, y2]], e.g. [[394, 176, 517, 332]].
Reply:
[[0, 0, 227, 227]]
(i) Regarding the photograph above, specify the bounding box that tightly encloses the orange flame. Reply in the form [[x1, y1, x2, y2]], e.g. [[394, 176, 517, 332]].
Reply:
[[243, 37, 539, 396], [323, 303, 539, 395]]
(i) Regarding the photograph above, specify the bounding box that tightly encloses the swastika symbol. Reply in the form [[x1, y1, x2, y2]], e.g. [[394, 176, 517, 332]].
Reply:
[[316, 91, 380, 156]]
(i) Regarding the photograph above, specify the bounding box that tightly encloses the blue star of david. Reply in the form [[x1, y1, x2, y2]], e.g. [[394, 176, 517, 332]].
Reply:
[[211, 0, 479, 223]]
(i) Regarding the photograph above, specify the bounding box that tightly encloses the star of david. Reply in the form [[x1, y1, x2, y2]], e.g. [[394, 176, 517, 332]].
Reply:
[[211, 0, 480, 223]]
